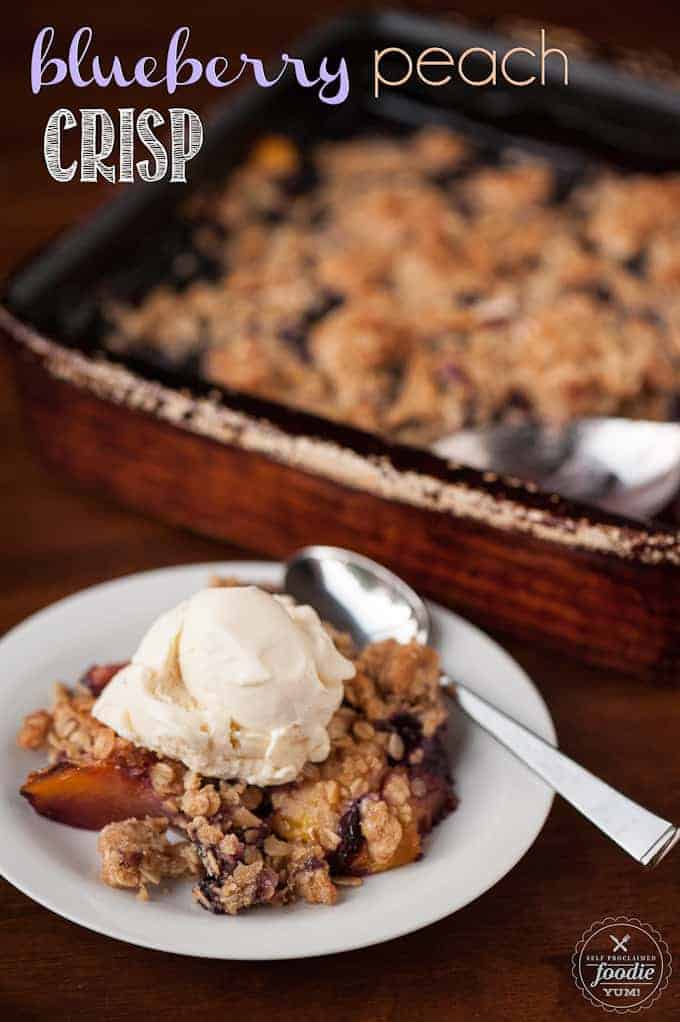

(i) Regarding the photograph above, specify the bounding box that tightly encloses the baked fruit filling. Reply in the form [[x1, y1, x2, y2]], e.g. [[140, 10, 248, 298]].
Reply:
[[100, 126, 680, 445], [17, 627, 455, 915]]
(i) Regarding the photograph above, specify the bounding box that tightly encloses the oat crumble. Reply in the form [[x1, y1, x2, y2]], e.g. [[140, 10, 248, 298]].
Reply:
[[100, 126, 680, 445]]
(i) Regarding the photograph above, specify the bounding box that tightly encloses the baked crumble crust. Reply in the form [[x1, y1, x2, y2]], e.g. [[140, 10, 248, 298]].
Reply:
[[16, 709, 52, 750], [17, 599, 455, 914], [98, 817, 199, 899], [17, 678, 152, 770], [101, 126, 680, 445]]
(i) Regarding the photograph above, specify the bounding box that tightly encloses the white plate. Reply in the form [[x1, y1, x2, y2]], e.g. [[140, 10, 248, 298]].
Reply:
[[0, 561, 556, 959]]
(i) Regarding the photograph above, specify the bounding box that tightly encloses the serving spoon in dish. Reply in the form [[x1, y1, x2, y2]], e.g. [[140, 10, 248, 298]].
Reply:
[[432, 417, 680, 520], [285, 545, 679, 868]]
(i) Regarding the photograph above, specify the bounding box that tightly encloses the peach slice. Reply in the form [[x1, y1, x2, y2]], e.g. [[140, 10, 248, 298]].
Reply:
[[20, 761, 170, 830]]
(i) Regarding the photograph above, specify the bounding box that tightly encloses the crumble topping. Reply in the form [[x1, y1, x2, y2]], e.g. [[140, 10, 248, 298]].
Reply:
[[17, 613, 455, 915], [98, 817, 199, 899], [16, 679, 146, 769], [16, 709, 52, 751], [99, 126, 680, 446], [346, 639, 447, 737], [359, 797, 406, 869]]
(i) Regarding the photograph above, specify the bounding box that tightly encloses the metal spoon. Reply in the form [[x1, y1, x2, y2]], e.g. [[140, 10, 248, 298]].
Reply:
[[285, 545, 679, 868], [432, 418, 680, 520]]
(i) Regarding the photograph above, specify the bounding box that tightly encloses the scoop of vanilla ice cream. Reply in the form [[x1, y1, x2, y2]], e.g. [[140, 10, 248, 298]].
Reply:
[[92, 586, 355, 785]]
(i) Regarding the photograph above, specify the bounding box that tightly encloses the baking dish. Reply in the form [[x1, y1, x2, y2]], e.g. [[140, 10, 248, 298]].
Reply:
[[3, 11, 680, 681]]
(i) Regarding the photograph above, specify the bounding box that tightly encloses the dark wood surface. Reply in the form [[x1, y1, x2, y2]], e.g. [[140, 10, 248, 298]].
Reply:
[[2, 4, 680, 1020]]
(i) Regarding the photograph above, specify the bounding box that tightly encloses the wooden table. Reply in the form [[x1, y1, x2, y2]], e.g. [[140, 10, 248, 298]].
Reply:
[[1, 4, 679, 1019]]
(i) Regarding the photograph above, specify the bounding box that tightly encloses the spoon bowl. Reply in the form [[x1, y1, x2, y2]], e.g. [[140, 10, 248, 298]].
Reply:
[[285, 546, 679, 869], [285, 546, 429, 648]]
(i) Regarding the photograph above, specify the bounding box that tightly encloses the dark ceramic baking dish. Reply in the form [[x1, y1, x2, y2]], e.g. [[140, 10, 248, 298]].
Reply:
[[2, 11, 680, 681]]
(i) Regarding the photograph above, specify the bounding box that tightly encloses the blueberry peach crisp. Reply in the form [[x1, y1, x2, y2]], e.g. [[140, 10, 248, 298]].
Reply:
[[17, 610, 455, 914], [102, 126, 680, 444]]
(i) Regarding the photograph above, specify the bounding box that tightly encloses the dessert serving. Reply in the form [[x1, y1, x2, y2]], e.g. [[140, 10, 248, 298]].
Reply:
[[101, 125, 680, 446], [16, 581, 454, 915]]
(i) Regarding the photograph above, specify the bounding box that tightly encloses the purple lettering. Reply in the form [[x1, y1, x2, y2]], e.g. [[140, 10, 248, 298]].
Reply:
[[89, 55, 135, 88], [318, 57, 349, 104], [68, 27, 95, 88], [283, 54, 318, 88], [204, 55, 247, 88], [30, 26, 351, 106], [167, 27, 202, 93], [239, 54, 287, 87], [31, 27, 67, 94], [134, 57, 161, 88]]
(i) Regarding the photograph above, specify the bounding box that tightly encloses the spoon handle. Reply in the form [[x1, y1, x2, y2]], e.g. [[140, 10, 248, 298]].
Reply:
[[446, 679, 679, 868]]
